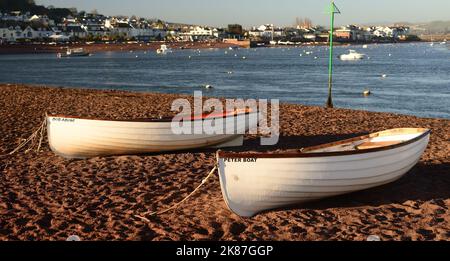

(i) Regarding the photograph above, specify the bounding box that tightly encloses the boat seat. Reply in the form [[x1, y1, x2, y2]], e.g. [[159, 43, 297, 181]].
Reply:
[[356, 141, 401, 150]]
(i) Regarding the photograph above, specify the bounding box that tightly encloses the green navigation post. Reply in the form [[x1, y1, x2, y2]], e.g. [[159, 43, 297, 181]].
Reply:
[[326, 0, 340, 108]]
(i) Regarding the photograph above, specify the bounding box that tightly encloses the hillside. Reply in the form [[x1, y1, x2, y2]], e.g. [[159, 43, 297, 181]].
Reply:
[[0, 0, 74, 22]]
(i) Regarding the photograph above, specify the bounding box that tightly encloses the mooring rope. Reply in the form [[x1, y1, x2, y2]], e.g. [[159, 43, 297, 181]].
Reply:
[[135, 165, 218, 223], [0, 114, 47, 158]]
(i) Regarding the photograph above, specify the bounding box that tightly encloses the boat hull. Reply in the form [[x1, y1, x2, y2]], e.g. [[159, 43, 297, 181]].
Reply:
[[339, 54, 364, 60], [48, 112, 256, 159], [218, 130, 430, 217]]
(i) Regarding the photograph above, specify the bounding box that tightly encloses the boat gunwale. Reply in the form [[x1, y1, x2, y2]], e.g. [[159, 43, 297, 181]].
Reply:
[[47, 109, 254, 123], [218, 128, 431, 159]]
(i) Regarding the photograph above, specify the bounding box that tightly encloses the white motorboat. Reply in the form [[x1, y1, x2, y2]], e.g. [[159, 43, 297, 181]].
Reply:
[[47, 110, 257, 159], [217, 128, 431, 217], [339, 50, 365, 60]]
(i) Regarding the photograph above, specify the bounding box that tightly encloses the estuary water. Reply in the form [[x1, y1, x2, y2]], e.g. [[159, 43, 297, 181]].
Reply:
[[0, 42, 449, 119]]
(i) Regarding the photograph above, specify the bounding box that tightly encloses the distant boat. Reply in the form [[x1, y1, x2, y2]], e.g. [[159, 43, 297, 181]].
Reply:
[[217, 128, 431, 217], [57, 48, 90, 58], [156, 44, 172, 54], [47, 110, 257, 159], [228, 46, 238, 50], [362, 44, 368, 49], [339, 50, 365, 60]]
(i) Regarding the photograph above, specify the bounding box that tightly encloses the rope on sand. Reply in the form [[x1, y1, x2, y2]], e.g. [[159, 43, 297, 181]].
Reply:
[[135, 165, 218, 223], [0, 114, 47, 158]]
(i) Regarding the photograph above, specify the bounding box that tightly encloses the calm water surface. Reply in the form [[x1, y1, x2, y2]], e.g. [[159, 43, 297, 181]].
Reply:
[[0, 42, 449, 119]]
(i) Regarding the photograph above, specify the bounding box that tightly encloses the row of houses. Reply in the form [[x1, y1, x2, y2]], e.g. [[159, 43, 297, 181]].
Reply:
[[1, 11, 413, 44], [0, 15, 241, 43], [335, 25, 409, 42], [248, 23, 411, 43], [0, 12, 170, 42]]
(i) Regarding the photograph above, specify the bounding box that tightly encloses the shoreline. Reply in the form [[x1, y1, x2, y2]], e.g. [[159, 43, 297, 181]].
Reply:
[[0, 41, 240, 55], [0, 83, 449, 241], [0, 40, 427, 55]]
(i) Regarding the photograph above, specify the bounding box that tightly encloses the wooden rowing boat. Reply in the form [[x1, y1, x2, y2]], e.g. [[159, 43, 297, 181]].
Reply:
[[47, 110, 257, 159], [217, 128, 431, 217]]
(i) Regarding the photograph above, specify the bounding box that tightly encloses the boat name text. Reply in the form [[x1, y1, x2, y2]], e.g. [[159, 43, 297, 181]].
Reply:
[[52, 118, 75, 123], [224, 158, 258, 163]]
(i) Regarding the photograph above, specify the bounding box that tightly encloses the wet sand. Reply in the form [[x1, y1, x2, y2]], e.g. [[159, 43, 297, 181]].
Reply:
[[0, 84, 448, 241], [0, 42, 239, 55]]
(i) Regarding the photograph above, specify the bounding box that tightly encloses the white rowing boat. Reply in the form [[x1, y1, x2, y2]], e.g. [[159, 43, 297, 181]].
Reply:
[[47, 110, 256, 159], [217, 128, 431, 217]]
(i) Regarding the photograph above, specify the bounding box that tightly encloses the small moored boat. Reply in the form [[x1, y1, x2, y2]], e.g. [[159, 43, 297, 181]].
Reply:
[[339, 50, 365, 60], [47, 110, 257, 159], [156, 44, 172, 54], [217, 128, 431, 217], [57, 48, 90, 58]]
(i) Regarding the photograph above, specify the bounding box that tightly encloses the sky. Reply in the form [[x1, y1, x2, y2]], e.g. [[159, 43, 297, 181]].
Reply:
[[36, 0, 450, 27]]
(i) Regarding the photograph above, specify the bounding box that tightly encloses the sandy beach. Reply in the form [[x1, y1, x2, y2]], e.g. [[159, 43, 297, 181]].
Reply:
[[0, 42, 239, 55], [0, 84, 448, 241]]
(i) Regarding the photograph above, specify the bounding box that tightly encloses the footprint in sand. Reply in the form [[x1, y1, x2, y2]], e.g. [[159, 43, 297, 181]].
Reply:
[[416, 229, 436, 240], [229, 222, 246, 236]]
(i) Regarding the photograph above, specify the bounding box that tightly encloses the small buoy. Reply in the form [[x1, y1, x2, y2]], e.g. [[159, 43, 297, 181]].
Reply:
[[381, 74, 387, 78], [363, 90, 371, 96], [135, 55, 139, 58], [225, 51, 228, 54], [188, 56, 192, 59], [66, 235, 81, 241], [314, 56, 318, 59], [242, 56, 247, 60], [367, 235, 381, 241], [299, 54, 303, 57], [388, 53, 392, 57], [204, 84, 213, 89], [234, 54, 238, 57]]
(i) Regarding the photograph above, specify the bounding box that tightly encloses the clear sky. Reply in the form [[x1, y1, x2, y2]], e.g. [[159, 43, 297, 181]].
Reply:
[[36, 0, 450, 27]]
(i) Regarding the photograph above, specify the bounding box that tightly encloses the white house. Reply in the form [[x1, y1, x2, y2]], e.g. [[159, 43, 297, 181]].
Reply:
[[249, 24, 283, 39], [188, 26, 216, 41], [0, 27, 16, 42], [64, 24, 87, 39]]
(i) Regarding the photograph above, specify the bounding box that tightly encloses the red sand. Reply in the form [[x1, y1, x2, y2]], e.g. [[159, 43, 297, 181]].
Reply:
[[0, 42, 239, 55], [0, 84, 448, 241]]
